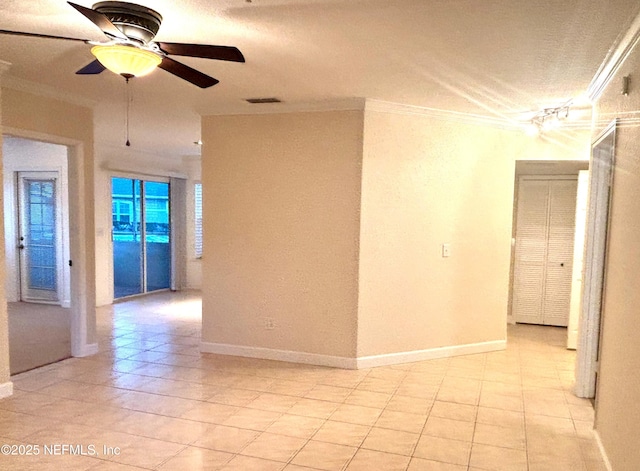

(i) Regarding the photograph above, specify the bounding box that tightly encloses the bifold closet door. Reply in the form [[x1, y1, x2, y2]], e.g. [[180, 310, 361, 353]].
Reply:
[[513, 178, 577, 326], [543, 181, 579, 326]]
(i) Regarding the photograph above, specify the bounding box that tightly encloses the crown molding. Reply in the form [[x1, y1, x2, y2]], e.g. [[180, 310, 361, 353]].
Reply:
[[364, 99, 518, 129], [206, 96, 521, 129], [588, 9, 640, 101], [1, 75, 97, 109]]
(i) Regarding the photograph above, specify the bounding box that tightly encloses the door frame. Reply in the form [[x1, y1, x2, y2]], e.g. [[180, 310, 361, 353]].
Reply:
[[575, 119, 617, 399], [3, 128, 97, 358]]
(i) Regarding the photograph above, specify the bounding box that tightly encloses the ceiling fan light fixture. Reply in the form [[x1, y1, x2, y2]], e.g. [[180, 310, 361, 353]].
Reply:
[[91, 44, 161, 77]]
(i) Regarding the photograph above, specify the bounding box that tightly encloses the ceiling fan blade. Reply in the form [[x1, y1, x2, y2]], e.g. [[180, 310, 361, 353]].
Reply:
[[157, 42, 245, 63], [67, 1, 128, 41], [158, 57, 219, 88], [0, 29, 88, 42], [76, 59, 106, 75]]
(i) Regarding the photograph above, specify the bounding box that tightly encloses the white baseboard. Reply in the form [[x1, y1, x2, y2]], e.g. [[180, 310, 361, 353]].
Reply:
[[594, 430, 613, 471], [0, 381, 14, 399], [356, 340, 507, 369], [201, 339, 506, 370], [201, 342, 358, 369], [72, 343, 99, 358]]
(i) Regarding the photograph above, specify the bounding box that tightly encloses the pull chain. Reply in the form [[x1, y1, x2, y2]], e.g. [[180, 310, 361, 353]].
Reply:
[[124, 74, 133, 147]]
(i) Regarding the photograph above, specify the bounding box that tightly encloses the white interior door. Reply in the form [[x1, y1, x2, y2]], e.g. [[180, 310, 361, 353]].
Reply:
[[543, 180, 579, 326], [567, 170, 589, 349], [576, 122, 616, 399], [513, 177, 578, 327], [18, 171, 63, 304]]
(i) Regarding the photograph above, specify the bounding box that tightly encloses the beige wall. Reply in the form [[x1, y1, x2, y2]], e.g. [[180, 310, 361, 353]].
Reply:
[[201, 111, 364, 358], [592, 43, 640, 469], [358, 112, 516, 356], [2, 86, 97, 356], [200, 107, 591, 364]]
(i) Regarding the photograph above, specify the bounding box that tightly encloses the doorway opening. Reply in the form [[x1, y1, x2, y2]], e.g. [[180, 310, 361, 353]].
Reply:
[[509, 161, 589, 331], [2, 136, 72, 373], [508, 160, 590, 391], [112, 177, 171, 299], [508, 152, 613, 401]]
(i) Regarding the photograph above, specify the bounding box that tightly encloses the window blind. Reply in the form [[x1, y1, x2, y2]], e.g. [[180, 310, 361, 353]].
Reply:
[[194, 182, 203, 258]]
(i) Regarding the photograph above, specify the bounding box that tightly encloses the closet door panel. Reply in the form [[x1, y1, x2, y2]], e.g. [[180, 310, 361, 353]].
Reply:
[[513, 180, 549, 324], [543, 180, 578, 326]]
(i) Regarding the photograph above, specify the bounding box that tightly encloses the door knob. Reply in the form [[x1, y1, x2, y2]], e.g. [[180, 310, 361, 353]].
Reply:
[[18, 244, 24, 250], [560, 263, 564, 267]]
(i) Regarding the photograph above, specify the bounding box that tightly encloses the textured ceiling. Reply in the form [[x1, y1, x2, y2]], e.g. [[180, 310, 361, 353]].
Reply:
[[1, 0, 639, 157]]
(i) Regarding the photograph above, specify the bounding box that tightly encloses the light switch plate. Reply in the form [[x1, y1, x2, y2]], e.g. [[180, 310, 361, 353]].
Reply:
[[442, 243, 451, 257]]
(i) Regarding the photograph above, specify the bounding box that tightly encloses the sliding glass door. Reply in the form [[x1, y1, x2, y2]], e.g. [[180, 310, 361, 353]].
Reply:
[[144, 181, 171, 292], [112, 177, 170, 299]]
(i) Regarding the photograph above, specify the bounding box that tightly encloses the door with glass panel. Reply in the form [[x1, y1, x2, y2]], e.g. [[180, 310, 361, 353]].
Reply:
[[18, 172, 62, 303], [112, 177, 171, 299]]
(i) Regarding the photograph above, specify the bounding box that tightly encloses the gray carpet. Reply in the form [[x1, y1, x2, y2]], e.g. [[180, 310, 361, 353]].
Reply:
[[8, 302, 71, 375]]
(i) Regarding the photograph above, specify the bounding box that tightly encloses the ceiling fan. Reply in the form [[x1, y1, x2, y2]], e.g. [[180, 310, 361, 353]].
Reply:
[[0, 1, 245, 88]]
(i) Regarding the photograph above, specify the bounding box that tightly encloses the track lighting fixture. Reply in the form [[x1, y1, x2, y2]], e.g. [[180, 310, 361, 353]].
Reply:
[[529, 103, 571, 134]]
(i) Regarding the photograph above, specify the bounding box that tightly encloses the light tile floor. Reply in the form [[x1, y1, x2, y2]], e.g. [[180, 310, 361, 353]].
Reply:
[[0, 291, 607, 470]]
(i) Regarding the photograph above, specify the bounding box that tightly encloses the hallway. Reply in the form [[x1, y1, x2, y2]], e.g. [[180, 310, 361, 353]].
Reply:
[[0, 292, 605, 470]]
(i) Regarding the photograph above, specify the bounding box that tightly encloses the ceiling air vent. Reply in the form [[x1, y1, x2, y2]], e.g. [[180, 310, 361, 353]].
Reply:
[[245, 97, 282, 104]]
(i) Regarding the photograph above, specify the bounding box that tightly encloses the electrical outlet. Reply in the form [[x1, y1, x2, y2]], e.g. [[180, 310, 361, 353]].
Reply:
[[264, 317, 276, 330]]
